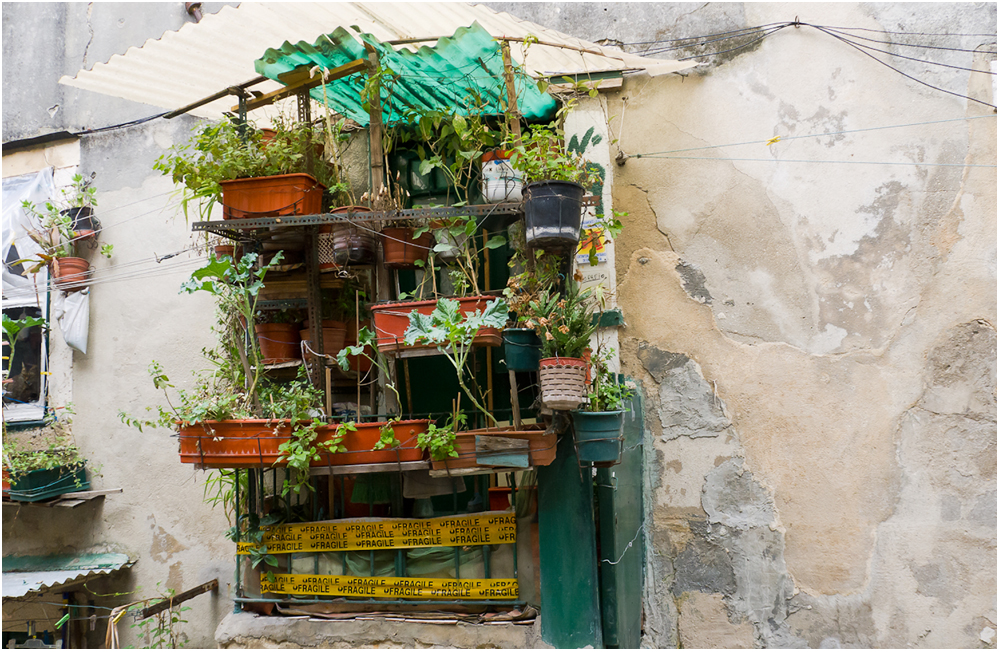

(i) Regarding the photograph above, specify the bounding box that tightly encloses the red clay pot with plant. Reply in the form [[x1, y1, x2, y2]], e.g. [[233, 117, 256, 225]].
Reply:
[[53, 257, 91, 292], [370, 296, 503, 354], [177, 419, 430, 468], [220, 173, 325, 220]]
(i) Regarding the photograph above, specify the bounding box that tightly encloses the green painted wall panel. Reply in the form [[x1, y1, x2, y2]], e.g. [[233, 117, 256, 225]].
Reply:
[[538, 430, 603, 648]]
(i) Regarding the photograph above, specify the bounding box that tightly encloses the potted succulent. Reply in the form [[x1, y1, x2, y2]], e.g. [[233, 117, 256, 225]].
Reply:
[[571, 346, 635, 464], [522, 284, 598, 411], [154, 116, 347, 222], [501, 234, 564, 372]]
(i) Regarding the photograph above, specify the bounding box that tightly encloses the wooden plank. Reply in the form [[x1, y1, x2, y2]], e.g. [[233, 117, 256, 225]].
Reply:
[[233, 59, 368, 112], [476, 436, 530, 468], [308, 460, 429, 476], [500, 41, 523, 146], [138, 580, 218, 620], [365, 45, 385, 196]]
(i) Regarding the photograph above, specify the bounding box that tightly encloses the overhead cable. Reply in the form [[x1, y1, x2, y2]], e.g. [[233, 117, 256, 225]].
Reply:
[[808, 23, 997, 108]]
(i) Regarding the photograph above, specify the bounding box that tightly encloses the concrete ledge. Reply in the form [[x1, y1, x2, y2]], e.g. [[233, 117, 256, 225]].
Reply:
[[215, 611, 548, 649]]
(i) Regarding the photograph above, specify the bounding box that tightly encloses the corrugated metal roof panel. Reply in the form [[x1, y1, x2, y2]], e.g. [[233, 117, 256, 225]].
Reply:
[[256, 22, 557, 126], [2, 553, 131, 598], [58, 3, 696, 120]]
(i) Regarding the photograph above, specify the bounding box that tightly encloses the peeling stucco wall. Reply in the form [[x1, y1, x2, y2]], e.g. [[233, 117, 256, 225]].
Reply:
[[560, 2, 995, 648]]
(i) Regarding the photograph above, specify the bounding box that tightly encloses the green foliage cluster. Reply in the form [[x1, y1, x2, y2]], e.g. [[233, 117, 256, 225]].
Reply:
[[403, 297, 509, 427], [416, 411, 467, 461], [18, 174, 112, 271], [153, 116, 352, 221]]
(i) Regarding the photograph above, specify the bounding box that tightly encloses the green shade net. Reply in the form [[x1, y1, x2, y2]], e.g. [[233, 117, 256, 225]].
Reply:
[[255, 22, 557, 127]]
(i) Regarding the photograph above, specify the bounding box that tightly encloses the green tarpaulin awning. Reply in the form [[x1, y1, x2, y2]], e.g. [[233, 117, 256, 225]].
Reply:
[[255, 22, 557, 127]]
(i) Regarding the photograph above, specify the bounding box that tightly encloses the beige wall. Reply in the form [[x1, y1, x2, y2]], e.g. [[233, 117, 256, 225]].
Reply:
[[609, 3, 996, 647]]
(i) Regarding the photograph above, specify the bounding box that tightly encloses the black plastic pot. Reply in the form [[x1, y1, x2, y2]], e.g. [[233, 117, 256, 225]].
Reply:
[[523, 180, 585, 249], [62, 207, 97, 240]]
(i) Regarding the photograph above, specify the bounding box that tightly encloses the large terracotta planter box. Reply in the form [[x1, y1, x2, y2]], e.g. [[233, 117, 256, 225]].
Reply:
[[370, 296, 503, 354], [178, 419, 429, 469], [430, 425, 556, 471], [220, 173, 325, 220]]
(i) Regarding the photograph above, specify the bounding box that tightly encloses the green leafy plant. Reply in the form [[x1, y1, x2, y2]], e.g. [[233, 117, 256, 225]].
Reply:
[[507, 99, 601, 187], [2, 313, 47, 377], [522, 284, 597, 359], [373, 421, 401, 451], [153, 115, 351, 221], [403, 297, 509, 426], [582, 347, 635, 413], [416, 411, 467, 461], [128, 583, 191, 649], [336, 327, 402, 410], [411, 217, 506, 298]]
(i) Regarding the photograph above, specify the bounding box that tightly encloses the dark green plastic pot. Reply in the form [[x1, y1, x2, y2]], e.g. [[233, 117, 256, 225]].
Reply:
[[503, 328, 542, 372], [8, 463, 89, 502], [571, 411, 624, 464]]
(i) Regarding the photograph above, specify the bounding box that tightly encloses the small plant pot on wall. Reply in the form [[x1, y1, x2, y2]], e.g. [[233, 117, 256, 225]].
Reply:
[[370, 296, 503, 354], [538, 357, 588, 411], [319, 207, 376, 269], [381, 227, 431, 269], [502, 328, 542, 372], [220, 173, 325, 220], [255, 323, 300, 364], [64, 207, 97, 241], [8, 463, 90, 502], [314, 420, 430, 466], [571, 410, 624, 464], [523, 180, 585, 249], [52, 257, 91, 292]]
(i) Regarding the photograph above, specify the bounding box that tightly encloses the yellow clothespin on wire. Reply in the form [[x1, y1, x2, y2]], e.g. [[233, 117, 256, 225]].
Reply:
[[766, 136, 782, 146]]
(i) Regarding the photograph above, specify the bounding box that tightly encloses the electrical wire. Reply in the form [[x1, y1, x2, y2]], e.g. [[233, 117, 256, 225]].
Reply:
[[808, 23, 997, 108], [816, 25, 996, 54], [636, 23, 791, 57], [629, 114, 996, 157], [621, 22, 791, 47], [632, 154, 996, 168], [678, 24, 790, 61], [802, 22, 996, 75], [817, 25, 999, 38]]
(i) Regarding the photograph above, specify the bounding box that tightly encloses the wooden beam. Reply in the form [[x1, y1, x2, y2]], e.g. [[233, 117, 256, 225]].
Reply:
[[232, 59, 367, 112], [500, 41, 522, 146], [138, 580, 218, 620], [164, 76, 268, 119], [365, 45, 385, 196]]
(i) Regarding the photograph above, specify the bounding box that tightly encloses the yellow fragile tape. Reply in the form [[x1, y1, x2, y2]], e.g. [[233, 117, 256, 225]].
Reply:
[[237, 511, 516, 555], [261, 574, 518, 600]]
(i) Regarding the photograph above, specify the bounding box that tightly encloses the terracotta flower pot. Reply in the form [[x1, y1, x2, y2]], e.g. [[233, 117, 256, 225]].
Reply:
[[369, 296, 503, 354], [538, 357, 588, 411], [220, 173, 325, 220], [299, 325, 347, 363], [254, 322, 301, 364], [53, 257, 91, 292], [177, 419, 430, 468], [381, 227, 432, 269]]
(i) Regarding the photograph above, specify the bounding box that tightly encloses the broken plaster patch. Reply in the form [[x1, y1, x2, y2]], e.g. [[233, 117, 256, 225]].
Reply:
[[675, 261, 713, 304], [638, 343, 731, 440], [703, 458, 775, 531]]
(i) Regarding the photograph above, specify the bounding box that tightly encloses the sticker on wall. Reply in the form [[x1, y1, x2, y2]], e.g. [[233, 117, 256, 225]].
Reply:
[[237, 511, 516, 554], [261, 574, 518, 600], [576, 219, 608, 265]]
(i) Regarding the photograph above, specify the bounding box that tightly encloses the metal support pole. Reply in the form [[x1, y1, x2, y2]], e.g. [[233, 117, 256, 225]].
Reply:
[[305, 226, 325, 391]]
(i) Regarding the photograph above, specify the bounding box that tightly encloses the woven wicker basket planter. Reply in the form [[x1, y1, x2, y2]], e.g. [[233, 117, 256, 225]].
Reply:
[[539, 357, 588, 411]]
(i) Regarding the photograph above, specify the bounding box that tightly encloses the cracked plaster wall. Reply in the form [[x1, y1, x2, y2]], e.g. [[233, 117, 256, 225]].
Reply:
[[599, 3, 994, 648]]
